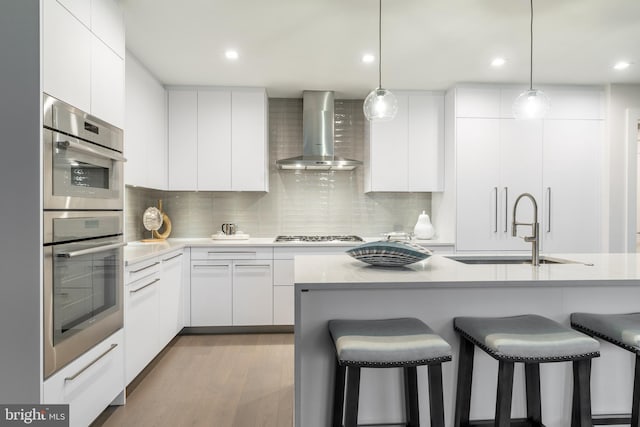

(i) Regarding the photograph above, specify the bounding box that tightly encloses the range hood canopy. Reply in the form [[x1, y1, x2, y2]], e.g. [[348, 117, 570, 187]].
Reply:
[[276, 91, 362, 171]]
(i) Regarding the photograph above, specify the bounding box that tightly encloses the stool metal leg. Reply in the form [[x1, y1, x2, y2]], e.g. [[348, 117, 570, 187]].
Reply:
[[525, 363, 542, 424], [632, 355, 640, 427], [344, 366, 361, 427], [333, 361, 346, 427], [428, 363, 446, 427], [454, 336, 475, 427], [404, 366, 420, 427], [571, 359, 593, 427], [495, 361, 515, 427]]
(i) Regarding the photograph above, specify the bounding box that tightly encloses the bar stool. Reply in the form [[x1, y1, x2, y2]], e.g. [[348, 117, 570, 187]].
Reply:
[[571, 312, 640, 426], [328, 317, 452, 427], [453, 314, 601, 427]]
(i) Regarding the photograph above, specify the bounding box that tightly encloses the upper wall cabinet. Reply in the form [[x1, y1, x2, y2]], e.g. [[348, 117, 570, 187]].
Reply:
[[364, 91, 444, 192], [125, 52, 168, 190], [168, 88, 269, 192], [43, 0, 125, 128]]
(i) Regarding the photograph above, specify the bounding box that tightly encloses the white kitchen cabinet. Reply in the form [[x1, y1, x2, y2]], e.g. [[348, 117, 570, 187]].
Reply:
[[168, 90, 198, 190], [124, 251, 185, 385], [91, 35, 124, 129], [231, 89, 269, 191], [158, 250, 185, 347], [190, 261, 233, 326], [452, 85, 604, 253], [456, 118, 542, 251], [43, 0, 92, 113], [43, 329, 124, 427], [190, 246, 274, 326], [542, 120, 603, 252], [124, 52, 168, 189], [43, 0, 124, 128], [125, 261, 161, 384], [273, 259, 295, 325], [167, 88, 269, 192], [365, 91, 444, 192], [90, 0, 125, 58], [56, 0, 91, 28], [197, 90, 232, 190], [232, 261, 273, 325]]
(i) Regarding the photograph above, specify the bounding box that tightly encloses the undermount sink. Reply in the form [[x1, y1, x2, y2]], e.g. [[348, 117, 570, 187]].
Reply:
[[445, 255, 580, 265]]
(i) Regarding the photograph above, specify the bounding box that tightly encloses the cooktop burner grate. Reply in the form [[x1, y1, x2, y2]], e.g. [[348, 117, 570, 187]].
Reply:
[[274, 235, 364, 243]]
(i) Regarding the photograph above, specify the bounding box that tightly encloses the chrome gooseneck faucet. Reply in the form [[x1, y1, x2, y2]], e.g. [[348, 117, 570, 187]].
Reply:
[[512, 193, 540, 266]]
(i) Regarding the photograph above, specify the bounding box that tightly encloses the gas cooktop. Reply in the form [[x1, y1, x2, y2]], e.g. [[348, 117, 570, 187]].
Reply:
[[274, 235, 364, 243]]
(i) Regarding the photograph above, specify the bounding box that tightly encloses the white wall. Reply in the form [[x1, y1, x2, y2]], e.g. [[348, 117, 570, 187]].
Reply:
[[0, 0, 42, 403], [125, 50, 168, 189], [606, 84, 640, 252]]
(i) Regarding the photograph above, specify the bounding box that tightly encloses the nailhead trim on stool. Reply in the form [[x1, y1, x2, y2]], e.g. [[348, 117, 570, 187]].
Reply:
[[453, 314, 600, 427], [571, 312, 640, 426], [329, 318, 452, 427]]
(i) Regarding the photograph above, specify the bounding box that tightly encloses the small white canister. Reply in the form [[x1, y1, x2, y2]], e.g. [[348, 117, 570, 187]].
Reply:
[[413, 210, 435, 239]]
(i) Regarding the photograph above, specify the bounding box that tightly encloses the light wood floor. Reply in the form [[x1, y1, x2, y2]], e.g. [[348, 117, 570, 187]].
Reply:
[[93, 333, 294, 427]]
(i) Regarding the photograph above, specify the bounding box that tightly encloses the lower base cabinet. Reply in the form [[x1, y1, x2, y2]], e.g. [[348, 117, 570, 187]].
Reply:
[[124, 249, 184, 385], [43, 330, 125, 427]]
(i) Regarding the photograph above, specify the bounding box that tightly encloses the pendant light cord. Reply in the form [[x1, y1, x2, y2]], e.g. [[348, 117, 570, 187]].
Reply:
[[378, 0, 382, 89], [529, 0, 533, 91]]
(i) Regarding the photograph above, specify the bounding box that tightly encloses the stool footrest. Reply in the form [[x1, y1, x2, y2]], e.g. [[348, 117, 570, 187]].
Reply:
[[592, 413, 631, 425], [465, 418, 545, 427]]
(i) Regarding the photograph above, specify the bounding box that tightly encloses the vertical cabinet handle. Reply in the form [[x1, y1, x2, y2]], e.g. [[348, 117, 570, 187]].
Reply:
[[493, 187, 498, 233], [546, 187, 551, 232], [504, 187, 509, 233]]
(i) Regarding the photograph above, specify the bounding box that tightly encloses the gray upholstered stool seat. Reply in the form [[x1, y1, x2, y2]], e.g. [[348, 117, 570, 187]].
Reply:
[[329, 317, 452, 366], [453, 314, 600, 427], [571, 312, 640, 426], [572, 312, 640, 354], [328, 318, 452, 427], [455, 314, 600, 361]]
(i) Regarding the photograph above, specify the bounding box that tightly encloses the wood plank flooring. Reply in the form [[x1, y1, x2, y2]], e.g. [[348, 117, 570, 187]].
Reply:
[[92, 333, 294, 427]]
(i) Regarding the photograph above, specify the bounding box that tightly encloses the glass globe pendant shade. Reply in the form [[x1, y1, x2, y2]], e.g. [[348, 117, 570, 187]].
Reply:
[[512, 89, 550, 120], [363, 88, 398, 121]]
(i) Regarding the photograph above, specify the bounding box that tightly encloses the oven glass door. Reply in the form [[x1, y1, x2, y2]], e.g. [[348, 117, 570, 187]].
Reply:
[[44, 129, 124, 210], [49, 236, 123, 346]]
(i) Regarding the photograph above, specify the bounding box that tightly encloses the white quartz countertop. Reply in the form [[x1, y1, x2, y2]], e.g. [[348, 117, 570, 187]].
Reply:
[[294, 253, 640, 287], [124, 237, 454, 265]]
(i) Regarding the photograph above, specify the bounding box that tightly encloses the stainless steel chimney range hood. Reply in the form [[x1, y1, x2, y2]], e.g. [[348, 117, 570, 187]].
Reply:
[[276, 91, 362, 171]]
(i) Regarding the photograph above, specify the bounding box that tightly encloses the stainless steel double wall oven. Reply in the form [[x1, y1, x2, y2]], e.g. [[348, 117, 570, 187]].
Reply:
[[43, 94, 126, 379]]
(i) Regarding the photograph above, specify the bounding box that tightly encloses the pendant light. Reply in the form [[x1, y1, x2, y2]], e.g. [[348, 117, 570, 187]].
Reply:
[[363, 0, 398, 122], [513, 0, 550, 120]]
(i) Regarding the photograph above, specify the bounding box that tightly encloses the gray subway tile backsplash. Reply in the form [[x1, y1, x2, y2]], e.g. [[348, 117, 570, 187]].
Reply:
[[125, 99, 431, 241]]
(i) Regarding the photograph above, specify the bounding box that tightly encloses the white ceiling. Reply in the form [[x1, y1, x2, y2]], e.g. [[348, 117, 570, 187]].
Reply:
[[121, 0, 640, 99]]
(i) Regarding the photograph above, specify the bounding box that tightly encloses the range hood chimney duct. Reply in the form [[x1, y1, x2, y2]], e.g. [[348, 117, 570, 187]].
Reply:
[[276, 91, 362, 171]]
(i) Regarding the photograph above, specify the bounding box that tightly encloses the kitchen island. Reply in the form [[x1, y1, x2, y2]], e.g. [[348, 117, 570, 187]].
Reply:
[[294, 253, 640, 427]]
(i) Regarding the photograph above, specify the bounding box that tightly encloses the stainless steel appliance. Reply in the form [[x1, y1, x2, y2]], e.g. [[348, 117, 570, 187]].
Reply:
[[43, 94, 125, 210], [274, 235, 364, 243], [43, 211, 125, 378], [42, 94, 126, 378], [275, 91, 362, 171]]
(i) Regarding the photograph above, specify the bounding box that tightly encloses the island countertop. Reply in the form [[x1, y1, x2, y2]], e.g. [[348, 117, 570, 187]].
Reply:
[[294, 253, 640, 286], [294, 252, 640, 427]]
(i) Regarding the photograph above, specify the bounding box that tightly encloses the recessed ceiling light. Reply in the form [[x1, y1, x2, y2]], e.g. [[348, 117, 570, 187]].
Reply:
[[491, 57, 506, 67], [362, 54, 375, 64], [614, 61, 631, 70], [225, 50, 239, 60]]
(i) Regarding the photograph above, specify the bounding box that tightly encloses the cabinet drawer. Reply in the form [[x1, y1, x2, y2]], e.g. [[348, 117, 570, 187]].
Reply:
[[191, 246, 273, 260], [273, 246, 353, 259], [43, 329, 124, 427], [125, 256, 161, 284]]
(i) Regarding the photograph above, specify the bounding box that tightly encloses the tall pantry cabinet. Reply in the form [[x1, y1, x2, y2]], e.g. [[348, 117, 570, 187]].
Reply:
[[452, 86, 604, 253]]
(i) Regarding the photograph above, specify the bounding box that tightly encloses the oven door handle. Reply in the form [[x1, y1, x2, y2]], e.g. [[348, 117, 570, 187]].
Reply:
[[57, 139, 127, 163], [57, 242, 127, 258]]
